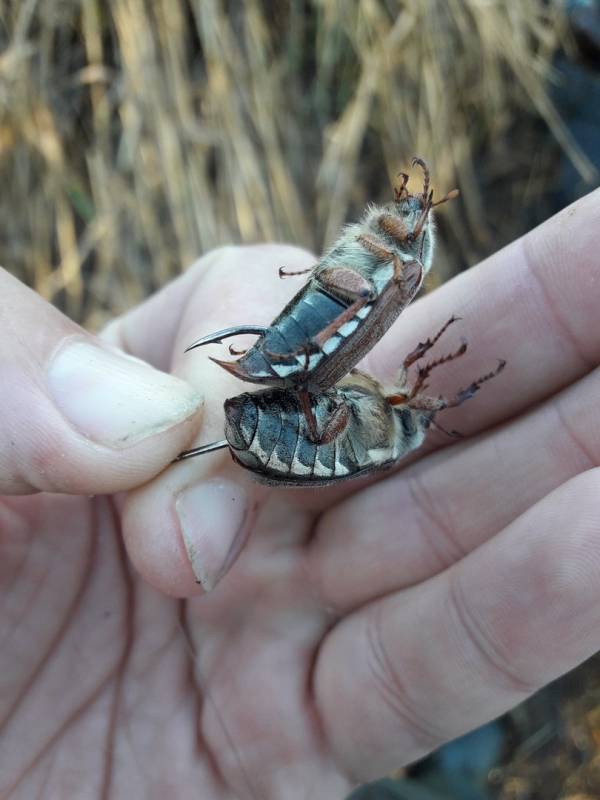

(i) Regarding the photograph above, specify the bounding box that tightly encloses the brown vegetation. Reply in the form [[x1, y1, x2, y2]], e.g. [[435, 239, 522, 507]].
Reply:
[[0, 0, 592, 328]]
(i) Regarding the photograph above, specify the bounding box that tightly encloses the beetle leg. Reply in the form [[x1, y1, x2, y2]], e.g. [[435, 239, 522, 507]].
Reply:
[[298, 390, 320, 443], [394, 315, 460, 391], [442, 359, 506, 409], [316, 397, 350, 444], [264, 267, 376, 363], [357, 238, 424, 303], [357, 234, 393, 261], [311, 292, 371, 349], [316, 265, 376, 304], [298, 390, 349, 444], [262, 289, 371, 365], [408, 339, 468, 400], [411, 190, 433, 241], [392, 256, 423, 297], [378, 212, 410, 244], [279, 265, 315, 278], [263, 340, 317, 366], [392, 359, 506, 442], [309, 265, 376, 347], [390, 359, 505, 418], [402, 315, 462, 369], [412, 156, 431, 201], [394, 171, 409, 202]]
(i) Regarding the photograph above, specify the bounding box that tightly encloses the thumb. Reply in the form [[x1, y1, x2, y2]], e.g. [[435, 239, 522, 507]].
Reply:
[[0, 269, 202, 495]]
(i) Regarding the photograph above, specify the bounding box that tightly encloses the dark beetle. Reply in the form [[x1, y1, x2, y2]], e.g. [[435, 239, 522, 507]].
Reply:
[[185, 158, 458, 442], [176, 320, 505, 487]]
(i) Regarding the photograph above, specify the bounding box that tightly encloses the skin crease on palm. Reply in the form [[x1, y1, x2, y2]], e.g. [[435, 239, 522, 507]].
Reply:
[[1, 190, 600, 800]]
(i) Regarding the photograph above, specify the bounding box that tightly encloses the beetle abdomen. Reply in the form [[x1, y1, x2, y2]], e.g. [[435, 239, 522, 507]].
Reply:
[[223, 387, 396, 485], [236, 287, 354, 383]]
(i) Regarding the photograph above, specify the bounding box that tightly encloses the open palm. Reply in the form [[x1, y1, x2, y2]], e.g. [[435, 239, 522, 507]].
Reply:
[[2, 190, 600, 799]]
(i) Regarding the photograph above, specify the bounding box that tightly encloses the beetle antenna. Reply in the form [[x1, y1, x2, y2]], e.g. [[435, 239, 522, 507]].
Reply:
[[432, 188, 459, 207], [173, 440, 229, 462]]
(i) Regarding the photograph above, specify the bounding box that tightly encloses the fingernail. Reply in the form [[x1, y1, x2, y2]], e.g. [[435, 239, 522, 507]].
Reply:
[[176, 479, 248, 591], [48, 339, 201, 447]]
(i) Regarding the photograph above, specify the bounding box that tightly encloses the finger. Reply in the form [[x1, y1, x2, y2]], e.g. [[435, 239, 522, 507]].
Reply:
[[308, 365, 600, 611], [364, 187, 600, 435], [315, 468, 600, 781], [122, 245, 315, 597], [0, 269, 201, 495]]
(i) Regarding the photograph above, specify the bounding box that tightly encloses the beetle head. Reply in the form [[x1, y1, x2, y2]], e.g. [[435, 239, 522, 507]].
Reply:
[[393, 157, 457, 270]]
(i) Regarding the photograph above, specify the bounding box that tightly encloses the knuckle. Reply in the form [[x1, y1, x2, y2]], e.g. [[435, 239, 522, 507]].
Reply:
[[406, 472, 466, 569], [448, 572, 538, 695], [364, 603, 444, 751]]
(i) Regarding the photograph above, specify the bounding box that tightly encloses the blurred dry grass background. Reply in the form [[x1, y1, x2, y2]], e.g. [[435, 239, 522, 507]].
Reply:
[[1, 0, 596, 329]]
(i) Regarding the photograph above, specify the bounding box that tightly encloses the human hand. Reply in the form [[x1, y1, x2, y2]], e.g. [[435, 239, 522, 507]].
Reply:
[[2, 189, 599, 798]]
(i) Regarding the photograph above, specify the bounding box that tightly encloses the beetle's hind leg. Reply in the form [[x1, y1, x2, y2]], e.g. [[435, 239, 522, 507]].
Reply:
[[393, 358, 506, 419], [394, 315, 461, 391], [391, 338, 468, 404], [262, 287, 374, 371], [298, 390, 349, 445], [443, 360, 507, 409], [408, 339, 468, 400]]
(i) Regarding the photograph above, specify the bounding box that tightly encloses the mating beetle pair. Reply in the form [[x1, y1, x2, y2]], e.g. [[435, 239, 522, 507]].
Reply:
[[176, 316, 505, 485], [175, 159, 503, 485]]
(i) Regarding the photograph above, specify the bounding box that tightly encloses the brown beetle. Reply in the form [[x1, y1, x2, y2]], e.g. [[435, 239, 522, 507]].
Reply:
[[185, 158, 458, 442], [176, 319, 504, 486]]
